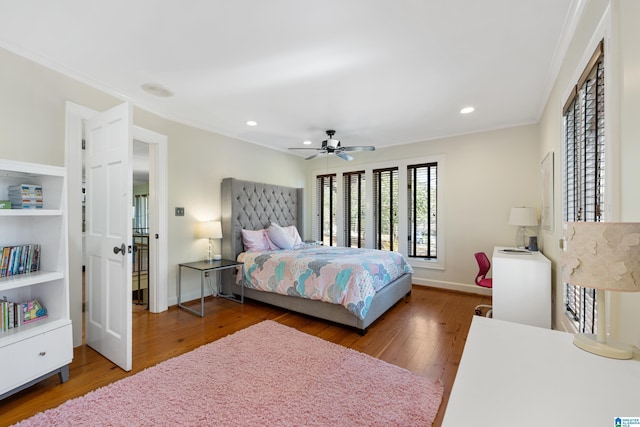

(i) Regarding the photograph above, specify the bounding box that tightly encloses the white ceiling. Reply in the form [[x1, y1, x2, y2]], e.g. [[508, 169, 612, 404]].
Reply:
[[0, 0, 579, 155]]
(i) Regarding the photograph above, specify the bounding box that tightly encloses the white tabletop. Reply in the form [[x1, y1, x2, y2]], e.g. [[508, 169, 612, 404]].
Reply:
[[442, 316, 640, 426]]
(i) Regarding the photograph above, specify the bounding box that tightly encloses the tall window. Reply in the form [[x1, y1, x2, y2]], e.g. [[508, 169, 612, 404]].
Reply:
[[373, 168, 399, 251], [408, 162, 437, 259], [316, 174, 337, 246], [563, 40, 604, 334], [344, 171, 366, 248]]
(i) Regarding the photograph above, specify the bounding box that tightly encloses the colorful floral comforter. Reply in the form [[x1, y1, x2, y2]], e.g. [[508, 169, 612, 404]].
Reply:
[[237, 246, 413, 320]]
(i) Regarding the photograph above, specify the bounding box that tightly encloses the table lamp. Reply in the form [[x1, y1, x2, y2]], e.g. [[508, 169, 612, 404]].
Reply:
[[198, 220, 222, 262], [509, 207, 538, 248], [562, 221, 640, 359]]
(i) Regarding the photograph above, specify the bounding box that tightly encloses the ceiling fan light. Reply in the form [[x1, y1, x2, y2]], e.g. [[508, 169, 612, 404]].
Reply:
[[291, 130, 372, 161], [326, 139, 340, 149]]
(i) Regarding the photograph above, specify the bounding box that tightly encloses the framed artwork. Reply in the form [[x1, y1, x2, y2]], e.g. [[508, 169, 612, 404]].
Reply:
[[541, 151, 554, 231]]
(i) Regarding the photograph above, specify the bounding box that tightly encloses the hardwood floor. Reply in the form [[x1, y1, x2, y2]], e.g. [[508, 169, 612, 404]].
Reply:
[[1, 286, 490, 427]]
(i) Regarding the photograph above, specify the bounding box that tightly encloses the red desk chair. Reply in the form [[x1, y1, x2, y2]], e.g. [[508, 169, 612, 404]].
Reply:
[[474, 252, 493, 317]]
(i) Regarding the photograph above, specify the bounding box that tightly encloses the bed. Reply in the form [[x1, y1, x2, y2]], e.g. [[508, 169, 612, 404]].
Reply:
[[220, 177, 413, 332]]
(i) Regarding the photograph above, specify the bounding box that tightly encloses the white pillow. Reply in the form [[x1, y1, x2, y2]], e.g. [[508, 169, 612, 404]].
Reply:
[[284, 225, 303, 245], [268, 223, 295, 249]]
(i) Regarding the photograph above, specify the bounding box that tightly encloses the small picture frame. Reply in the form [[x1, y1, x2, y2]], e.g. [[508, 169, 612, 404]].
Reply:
[[541, 151, 554, 232]]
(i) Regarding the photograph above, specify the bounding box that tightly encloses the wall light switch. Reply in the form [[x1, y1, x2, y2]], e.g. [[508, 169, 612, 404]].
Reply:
[[175, 207, 185, 216]]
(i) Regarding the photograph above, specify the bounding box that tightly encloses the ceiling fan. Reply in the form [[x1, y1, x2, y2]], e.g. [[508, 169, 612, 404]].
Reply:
[[289, 130, 375, 161]]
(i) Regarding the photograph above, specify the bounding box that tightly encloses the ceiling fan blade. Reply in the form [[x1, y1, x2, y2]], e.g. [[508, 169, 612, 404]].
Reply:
[[305, 152, 326, 160], [336, 151, 354, 161], [340, 146, 375, 152]]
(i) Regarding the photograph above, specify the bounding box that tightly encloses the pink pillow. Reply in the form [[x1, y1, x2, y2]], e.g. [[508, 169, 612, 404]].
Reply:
[[241, 229, 272, 251]]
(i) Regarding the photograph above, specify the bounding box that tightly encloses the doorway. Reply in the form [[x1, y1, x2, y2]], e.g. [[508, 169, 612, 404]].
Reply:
[[65, 102, 168, 349], [132, 140, 150, 307]]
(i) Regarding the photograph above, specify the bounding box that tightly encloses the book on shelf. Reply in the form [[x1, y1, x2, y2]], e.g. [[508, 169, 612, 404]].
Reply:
[[0, 246, 9, 276], [0, 244, 40, 278], [0, 298, 48, 332], [22, 299, 47, 324], [8, 183, 43, 209]]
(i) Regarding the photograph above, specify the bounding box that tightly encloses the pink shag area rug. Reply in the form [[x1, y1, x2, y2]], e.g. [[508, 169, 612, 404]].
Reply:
[[15, 321, 443, 426]]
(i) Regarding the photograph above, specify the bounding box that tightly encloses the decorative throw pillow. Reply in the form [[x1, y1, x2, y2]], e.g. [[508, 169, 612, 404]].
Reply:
[[284, 225, 303, 245], [268, 223, 295, 249], [264, 232, 280, 250], [241, 229, 271, 251]]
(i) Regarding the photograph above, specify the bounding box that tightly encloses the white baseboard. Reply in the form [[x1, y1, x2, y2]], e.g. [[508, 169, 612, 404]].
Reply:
[[412, 277, 492, 296]]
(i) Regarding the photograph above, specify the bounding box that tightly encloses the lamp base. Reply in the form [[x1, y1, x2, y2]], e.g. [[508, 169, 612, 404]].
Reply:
[[516, 226, 527, 249], [573, 333, 633, 359]]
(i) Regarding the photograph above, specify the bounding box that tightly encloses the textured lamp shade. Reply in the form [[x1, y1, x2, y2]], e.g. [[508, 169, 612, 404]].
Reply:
[[562, 222, 640, 292], [562, 221, 640, 359]]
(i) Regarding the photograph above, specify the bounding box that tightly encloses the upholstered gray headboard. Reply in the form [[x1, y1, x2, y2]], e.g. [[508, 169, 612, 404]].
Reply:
[[221, 178, 303, 261]]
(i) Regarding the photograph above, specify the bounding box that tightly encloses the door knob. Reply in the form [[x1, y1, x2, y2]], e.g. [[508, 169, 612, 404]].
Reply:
[[113, 243, 126, 255]]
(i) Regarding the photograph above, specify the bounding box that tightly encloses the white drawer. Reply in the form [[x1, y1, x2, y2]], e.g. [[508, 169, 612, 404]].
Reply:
[[0, 323, 73, 395]]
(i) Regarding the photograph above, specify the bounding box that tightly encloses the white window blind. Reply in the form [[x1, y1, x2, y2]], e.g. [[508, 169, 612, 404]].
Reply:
[[373, 167, 399, 251], [316, 174, 337, 246], [343, 171, 366, 248], [563, 40, 604, 334], [408, 162, 438, 259]]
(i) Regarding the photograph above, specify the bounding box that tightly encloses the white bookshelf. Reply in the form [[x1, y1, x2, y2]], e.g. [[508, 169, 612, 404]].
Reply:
[[0, 159, 72, 400]]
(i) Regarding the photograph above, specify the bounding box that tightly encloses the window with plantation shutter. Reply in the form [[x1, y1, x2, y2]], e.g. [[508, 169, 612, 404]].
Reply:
[[563, 40, 604, 334], [313, 155, 444, 267], [343, 171, 366, 248], [316, 174, 337, 246], [408, 162, 437, 259], [373, 167, 399, 251]]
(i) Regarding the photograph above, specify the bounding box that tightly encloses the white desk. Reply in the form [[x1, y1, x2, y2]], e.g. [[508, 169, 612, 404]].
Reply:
[[442, 317, 640, 426], [492, 247, 551, 328]]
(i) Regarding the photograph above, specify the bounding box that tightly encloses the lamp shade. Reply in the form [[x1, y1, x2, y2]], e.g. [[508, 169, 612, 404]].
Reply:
[[562, 222, 640, 292], [509, 207, 538, 226], [198, 220, 222, 239]]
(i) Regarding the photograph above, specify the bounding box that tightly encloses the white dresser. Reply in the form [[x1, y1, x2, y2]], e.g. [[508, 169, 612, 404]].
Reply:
[[492, 247, 551, 329]]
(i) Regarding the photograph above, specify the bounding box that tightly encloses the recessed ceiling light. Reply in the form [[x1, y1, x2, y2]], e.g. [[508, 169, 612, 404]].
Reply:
[[303, 140, 313, 145], [246, 120, 258, 126], [141, 83, 174, 98], [460, 106, 475, 114]]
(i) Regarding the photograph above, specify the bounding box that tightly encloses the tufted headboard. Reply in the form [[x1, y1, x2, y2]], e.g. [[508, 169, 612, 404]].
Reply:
[[221, 177, 303, 261]]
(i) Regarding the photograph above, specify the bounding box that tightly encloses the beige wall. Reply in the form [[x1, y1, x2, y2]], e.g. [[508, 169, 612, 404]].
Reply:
[[0, 48, 117, 165]]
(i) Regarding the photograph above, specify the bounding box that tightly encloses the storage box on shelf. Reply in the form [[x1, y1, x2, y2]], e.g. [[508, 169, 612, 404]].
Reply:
[[0, 159, 72, 400]]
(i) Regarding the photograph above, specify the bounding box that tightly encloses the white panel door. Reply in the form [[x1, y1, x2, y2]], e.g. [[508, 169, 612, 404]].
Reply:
[[85, 102, 133, 371]]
